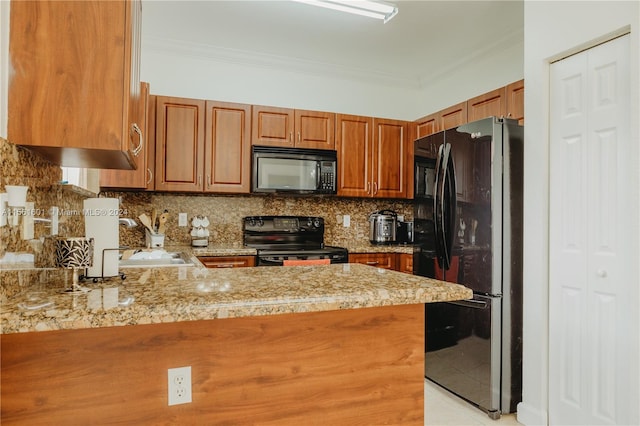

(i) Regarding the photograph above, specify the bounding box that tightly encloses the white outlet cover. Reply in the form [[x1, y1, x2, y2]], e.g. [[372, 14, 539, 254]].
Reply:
[[168, 366, 192, 405], [178, 213, 188, 227], [343, 215, 350, 227]]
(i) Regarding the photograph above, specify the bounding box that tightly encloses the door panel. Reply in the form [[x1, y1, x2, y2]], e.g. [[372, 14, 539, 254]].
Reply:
[[204, 101, 251, 193], [336, 114, 372, 197], [550, 34, 635, 425], [373, 119, 407, 198], [155, 96, 204, 192], [251, 106, 294, 147]]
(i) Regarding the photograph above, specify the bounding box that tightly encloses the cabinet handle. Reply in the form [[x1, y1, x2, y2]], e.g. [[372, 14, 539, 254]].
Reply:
[[198, 175, 202, 185], [298, 131, 301, 143], [131, 123, 144, 157], [146, 168, 153, 185], [207, 175, 211, 187], [290, 132, 293, 143], [366, 182, 371, 194], [373, 182, 378, 194], [366, 261, 379, 265]]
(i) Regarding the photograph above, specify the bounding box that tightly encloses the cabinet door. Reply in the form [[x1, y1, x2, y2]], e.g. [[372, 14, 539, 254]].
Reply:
[[295, 110, 335, 150], [506, 79, 525, 125], [145, 95, 157, 191], [155, 96, 205, 192], [336, 114, 373, 197], [99, 82, 150, 189], [439, 102, 468, 131], [251, 106, 294, 147], [204, 101, 251, 194], [397, 253, 414, 274], [198, 256, 256, 268], [467, 87, 507, 122], [349, 253, 397, 270], [8, 0, 141, 169], [372, 118, 408, 198], [415, 112, 439, 139]]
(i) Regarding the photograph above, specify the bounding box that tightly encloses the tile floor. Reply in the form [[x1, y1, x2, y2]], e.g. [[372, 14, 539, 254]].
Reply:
[[425, 379, 522, 425]]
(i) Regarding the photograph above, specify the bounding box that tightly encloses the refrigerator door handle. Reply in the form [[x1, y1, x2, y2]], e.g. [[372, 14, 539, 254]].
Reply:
[[433, 144, 446, 269], [448, 299, 489, 309], [437, 143, 456, 271]]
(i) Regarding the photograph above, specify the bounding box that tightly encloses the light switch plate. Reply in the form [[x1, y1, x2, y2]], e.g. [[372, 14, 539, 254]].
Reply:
[[178, 213, 188, 227]]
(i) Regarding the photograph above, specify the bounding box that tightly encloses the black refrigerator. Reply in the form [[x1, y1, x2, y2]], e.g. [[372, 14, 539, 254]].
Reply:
[[414, 117, 523, 419]]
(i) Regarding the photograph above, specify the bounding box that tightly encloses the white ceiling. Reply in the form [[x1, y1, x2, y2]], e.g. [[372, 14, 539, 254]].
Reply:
[[141, 0, 524, 89]]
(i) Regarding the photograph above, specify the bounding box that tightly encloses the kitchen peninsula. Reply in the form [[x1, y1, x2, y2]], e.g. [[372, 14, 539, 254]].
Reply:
[[1, 262, 471, 425]]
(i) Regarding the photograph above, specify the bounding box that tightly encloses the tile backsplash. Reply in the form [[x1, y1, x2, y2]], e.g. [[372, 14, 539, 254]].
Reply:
[[108, 193, 413, 249], [0, 138, 86, 262], [2, 136, 413, 263]]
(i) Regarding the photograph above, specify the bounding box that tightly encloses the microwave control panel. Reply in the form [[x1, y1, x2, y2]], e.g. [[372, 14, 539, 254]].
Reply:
[[319, 161, 336, 192]]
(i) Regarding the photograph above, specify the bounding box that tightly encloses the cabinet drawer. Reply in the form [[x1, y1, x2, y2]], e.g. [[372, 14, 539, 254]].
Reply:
[[198, 256, 256, 268], [348, 253, 397, 270]]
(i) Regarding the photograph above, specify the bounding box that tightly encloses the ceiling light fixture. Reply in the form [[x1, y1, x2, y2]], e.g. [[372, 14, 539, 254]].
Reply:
[[292, 0, 398, 23]]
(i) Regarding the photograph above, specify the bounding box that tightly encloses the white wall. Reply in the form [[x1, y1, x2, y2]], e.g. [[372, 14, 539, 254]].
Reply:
[[141, 33, 523, 122], [520, 2, 639, 425]]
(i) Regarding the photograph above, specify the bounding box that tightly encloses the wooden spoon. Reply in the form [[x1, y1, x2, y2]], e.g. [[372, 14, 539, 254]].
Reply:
[[158, 212, 169, 235], [138, 213, 155, 234]]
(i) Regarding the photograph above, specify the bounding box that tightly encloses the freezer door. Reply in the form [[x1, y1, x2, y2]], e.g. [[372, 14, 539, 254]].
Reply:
[[425, 294, 502, 416]]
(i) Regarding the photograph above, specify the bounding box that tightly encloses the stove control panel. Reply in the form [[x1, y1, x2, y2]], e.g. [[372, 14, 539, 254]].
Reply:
[[243, 216, 324, 233]]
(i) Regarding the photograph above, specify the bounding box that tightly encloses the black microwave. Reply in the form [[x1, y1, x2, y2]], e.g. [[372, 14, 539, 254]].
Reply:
[[414, 156, 436, 198], [252, 146, 337, 194]]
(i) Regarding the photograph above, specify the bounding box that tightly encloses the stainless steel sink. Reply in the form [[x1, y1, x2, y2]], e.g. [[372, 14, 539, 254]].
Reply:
[[118, 250, 196, 268]]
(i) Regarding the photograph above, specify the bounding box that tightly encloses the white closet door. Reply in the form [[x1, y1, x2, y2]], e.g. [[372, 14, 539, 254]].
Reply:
[[550, 34, 636, 425]]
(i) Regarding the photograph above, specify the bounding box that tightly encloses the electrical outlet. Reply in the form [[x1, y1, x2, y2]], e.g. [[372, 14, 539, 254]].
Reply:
[[168, 366, 192, 406], [343, 215, 350, 227], [178, 213, 188, 227]]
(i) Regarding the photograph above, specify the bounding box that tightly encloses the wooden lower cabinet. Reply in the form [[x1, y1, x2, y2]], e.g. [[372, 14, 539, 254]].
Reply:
[[0, 305, 424, 425], [398, 253, 414, 274], [198, 256, 256, 268], [349, 253, 397, 270], [349, 253, 414, 274]]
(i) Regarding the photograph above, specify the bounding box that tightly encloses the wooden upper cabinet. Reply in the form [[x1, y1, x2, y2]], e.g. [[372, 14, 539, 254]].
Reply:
[[439, 102, 467, 131], [155, 96, 205, 192], [145, 95, 158, 191], [336, 115, 408, 199], [8, 0, 142, 169], [252, 106, 335, 149], [336, 114, 372, 197], [295, 110, 335, 150], [204, 101, 252, 194], [415, 112, 439, 139], [372, 118, 409, 199], [100, 82, 151, 190], [506, 79, 525, 125], [251, 106, 294, 147], [467, 87, 507, 122]]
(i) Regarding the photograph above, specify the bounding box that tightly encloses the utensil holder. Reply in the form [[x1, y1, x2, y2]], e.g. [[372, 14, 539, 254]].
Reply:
[[145, 229, 165, 248]]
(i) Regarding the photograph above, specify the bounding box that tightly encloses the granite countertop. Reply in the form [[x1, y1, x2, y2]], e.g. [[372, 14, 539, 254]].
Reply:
[[1, 260, 472, 334], [346, 244, 414, 254]]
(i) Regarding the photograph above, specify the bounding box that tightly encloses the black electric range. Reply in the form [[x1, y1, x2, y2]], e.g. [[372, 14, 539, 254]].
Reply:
[[243, 216, 348, 266]]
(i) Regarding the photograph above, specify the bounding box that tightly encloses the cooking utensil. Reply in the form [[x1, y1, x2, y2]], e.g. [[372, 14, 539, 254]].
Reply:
[[158, 211, 169, 235], [151, 208, 158, 232], [138, 214, 155, 234]]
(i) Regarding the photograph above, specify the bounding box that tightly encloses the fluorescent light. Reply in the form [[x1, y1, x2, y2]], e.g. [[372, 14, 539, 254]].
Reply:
[[293, 0, 399, 23]]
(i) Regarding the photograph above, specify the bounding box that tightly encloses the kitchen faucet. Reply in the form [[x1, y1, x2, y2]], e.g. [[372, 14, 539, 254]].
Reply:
[[119, 218, 138, 228]]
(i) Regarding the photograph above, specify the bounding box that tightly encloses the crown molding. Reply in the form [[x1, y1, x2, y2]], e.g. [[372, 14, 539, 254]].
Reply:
[[142, 36, 422, 89]]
